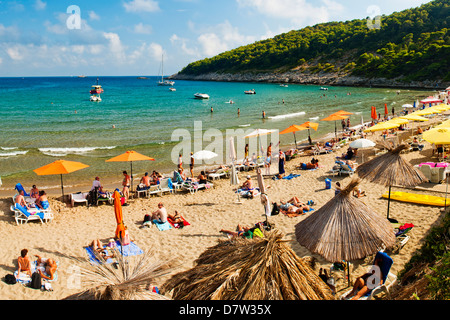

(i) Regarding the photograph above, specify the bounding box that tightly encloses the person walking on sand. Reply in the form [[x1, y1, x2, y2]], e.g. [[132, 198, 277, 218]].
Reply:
[[190, 152, 195, 178], [122, 171, 131, 203]]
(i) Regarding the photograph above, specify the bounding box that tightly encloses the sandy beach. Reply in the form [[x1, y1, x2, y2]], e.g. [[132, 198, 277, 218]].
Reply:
[[1, 117, 448, 300]]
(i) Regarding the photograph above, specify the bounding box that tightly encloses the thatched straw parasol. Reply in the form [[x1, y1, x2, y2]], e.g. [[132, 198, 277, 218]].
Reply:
[[355, 140, 427, 222], [63, 249, 174, 300], [161, 229, 334, 300], [295, 179, 396, 286]]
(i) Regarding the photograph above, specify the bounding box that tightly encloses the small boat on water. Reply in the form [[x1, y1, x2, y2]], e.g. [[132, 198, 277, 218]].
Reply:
[[169, 87, 176, 92], [90, 78, 104, 94], [280, 84, 288, 87], [90, 95, 102, 102], [157, 54, 175, 86], [244, 89, 256, 94], [320, 87, 328, 91], [194, 93, 209, 99]]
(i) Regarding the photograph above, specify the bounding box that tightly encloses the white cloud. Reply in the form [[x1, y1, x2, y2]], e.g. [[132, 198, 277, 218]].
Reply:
[[134, 22, 153, 34], [103, 32, 126, 62], [34, 0, 46, 10], [170, 34, 199, 56], [88, 11, 100, 21], [123, 0, 160, 13], [236, 0, 343, 26], [6, 46, 24, 60]]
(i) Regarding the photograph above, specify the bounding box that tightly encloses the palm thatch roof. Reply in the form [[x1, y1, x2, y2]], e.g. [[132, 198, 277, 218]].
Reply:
[[356, 141, 427, 187], [295, 179, 396, 262], [63, 249, 174, 300], [161, 229, 334, 300]]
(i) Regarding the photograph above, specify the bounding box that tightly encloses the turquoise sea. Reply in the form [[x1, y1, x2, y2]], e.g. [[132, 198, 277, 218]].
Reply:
[[0, 76, 430, 191]]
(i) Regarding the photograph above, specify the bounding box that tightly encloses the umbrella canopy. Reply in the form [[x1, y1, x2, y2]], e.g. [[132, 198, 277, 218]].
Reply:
[[349, 138, 375, 149], [300, 121, 319, 131], [385, 118, 409, 126], [435, 119, 450, 129], [280, 125, 307, 148], [333, 110, 353, 116], [411, 108, 436, 116], [356, 142, 427, 221], [402, 104, 414, 108], [256, 168, 271, 218], [399, 114, 429, 122], [114, 190, 126, 240], [161, 229, 334, 300], [295, 179, 396, 262], [192, 150, 218, 161], [420, 96, 442, 104], [422, 128, 450, 145], [106, 151, 155, 192], [33, 160, 89, 197], [321, 113, 349, 138], [363, 121, 400, 132], [384, 104, 388, 116], [229, 138, 240, 203], [371, 106, 377, 120]]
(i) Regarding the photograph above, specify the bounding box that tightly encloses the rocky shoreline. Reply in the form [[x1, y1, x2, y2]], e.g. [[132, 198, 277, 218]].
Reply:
[[170, 71, 449, 90]]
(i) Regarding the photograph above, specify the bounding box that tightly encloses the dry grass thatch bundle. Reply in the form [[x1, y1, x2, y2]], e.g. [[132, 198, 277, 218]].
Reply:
[[161, 229, 334, 300], [356, 141, 427, 187], [295, 178, 396, 262], [63, 249, 174, 300]]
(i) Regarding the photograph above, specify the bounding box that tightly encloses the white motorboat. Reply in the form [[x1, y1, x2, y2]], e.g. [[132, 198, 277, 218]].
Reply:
[[320, 87, 328, 91], [280, 84, 288, 87], [194, 93, 209, 99], [244, 89, 256, 94], [169, 87, 176, 91], [90, 95, 102, 102]]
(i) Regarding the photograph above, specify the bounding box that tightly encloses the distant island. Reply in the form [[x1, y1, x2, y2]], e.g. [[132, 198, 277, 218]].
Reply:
[[171, 0, 449, 89]]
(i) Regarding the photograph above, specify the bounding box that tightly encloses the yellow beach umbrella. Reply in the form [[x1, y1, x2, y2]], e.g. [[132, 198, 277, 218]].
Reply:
[[34, 159, 90, 197], [412, 108, 438, 116], [422, 128, 450, 145], [399, 114, 429, 122], [386, 118, 409, 125], [436, 119, 450, 129], [364, 122, 400, 133]]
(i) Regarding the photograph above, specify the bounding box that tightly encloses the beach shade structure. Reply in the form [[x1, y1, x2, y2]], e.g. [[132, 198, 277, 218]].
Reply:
[[355, 141, 427, 222], [422, 128, 450, 145], [402, 104, 414, 109], [321, 113, 349, 138], [161, 229, 334, 300], [385, 118, 409, 127], [371, 106, 377, 120], [349, 138, 375, 163], [113, 190, 126, 240], [106, 150, 155, 193], [229, 137, 241, 204], [420, 96, 443, 105], [299, 121, 319, 145], [280, 125, 306, 148], [63, 248, 173, 300], [244, 128, 277, 156], [334, 110, 353, 116], [295, 179, 396, 286], [193, 150, 218, 173], [435, 119, 450, 129], [256, 167, 271, 225], [363, 121, 400, 133], [399, 114, 428, 122], [384, 104, 388, 117], [33, 160, 89, 198]]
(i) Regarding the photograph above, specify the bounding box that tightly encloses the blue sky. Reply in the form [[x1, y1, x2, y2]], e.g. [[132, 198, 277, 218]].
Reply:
[[0, 0, 433, 76]]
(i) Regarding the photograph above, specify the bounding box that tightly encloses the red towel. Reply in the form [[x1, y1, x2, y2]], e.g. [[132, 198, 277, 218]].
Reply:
[[168, 216, 190, 228]]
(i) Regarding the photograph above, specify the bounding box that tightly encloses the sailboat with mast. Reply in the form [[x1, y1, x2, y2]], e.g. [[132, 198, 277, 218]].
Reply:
[[157, 54, 175, 86]]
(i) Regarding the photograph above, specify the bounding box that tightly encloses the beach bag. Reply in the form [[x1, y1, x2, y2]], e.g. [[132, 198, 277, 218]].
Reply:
[[4, 274, 16, 285], [271, 203, 280, 216], [29, 272, 41, 289], [121, 229, 131, 246]]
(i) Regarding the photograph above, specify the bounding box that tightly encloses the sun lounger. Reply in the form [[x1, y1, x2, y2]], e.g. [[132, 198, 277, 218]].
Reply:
[[11, 204, 53, 225], [207, 168, 229, 180], [96, 192, 114, 205], [159, 178, 173, 195], [70, 192, 88, 207], [313, 145, 332, 156], [182, 180, 214, 194]]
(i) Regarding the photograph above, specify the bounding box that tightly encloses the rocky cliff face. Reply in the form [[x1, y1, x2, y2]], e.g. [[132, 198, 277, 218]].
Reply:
[[170, 71, 449, 90]]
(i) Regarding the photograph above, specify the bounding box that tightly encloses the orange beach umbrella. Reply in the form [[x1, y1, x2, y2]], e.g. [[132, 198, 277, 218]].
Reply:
[[106, 150, 155, 192], [113, 190, 126, 240], [321, 113, 349, 138], [334, 110, 353, 116], [33, 160, 90, 197], [280, 125, 306, 148], [300, 121, 319, 144]]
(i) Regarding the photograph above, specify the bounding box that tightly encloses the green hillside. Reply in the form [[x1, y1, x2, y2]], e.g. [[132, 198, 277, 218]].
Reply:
[[178, 0, 450, 82]]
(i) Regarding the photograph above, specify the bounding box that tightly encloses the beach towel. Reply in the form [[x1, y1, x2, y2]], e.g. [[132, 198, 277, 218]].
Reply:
[[33, 259, 59, 282], [84, 246, 114, 265], [114, 240, 144, 256], [15, 203, 45, 220], [167, 215, 190, 229], [274, 173, 301, 180], [152, 219, 172, 231]]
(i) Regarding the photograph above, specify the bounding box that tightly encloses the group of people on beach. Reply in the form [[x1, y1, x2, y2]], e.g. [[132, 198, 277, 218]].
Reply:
[[15, 185, 49, 211], [15, 248, 58, 281]]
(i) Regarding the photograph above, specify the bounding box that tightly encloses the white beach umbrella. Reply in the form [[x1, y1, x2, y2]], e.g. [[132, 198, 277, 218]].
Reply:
[[192, 150, 218, 173], [402, 104, 414, 108], [229, 138, 241, 204], [244, 128, 277, 158], [350, 138, 376, 163], [256, 168, 271, 221]]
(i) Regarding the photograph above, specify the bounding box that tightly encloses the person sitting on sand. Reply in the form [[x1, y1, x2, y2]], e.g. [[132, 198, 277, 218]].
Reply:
[[220, 224, 251, 238], [89, 239, 115, 261], [17, 249, 32, 278], [35, 190, 49, 210], [35, 255, 57, 281], [240, 175, 259, 197], [343, 255, 385, 300], [150, 202, 168, 223], [30, 185, 39, 199], [353, 187, 366, 198]]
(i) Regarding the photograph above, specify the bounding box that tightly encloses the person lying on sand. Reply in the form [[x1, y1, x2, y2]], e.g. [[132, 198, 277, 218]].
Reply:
[[220, 224, 250, 238], [89, 239, 115, 261], [279, 197, 311, 214]]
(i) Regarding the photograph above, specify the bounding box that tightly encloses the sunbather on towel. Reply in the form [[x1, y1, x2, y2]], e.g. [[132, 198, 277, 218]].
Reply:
[[279, 197, 311, 214], [35, 255, 57, 281], [35, 190, 49, 210], [17, 249, 32, 278], [89, 239, 115, 261], [240, 176, 259, 197], [168, 210, 183, 224]]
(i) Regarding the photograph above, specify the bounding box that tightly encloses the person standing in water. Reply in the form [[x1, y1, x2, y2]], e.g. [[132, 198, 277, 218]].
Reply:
[[262, 110, 266, 119]]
